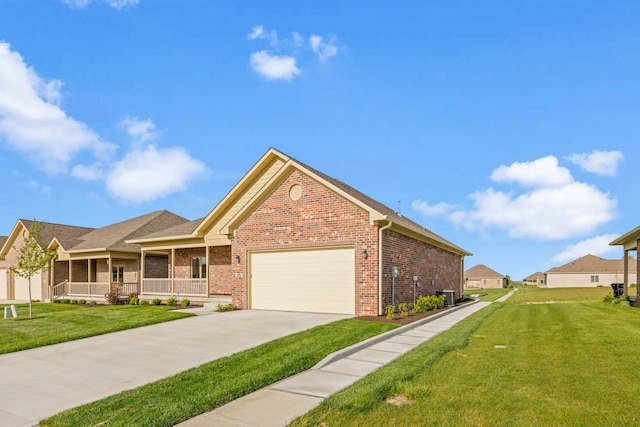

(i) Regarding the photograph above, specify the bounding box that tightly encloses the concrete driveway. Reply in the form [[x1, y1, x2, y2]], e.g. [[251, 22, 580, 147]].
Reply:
[[0, 309, 349, 427]]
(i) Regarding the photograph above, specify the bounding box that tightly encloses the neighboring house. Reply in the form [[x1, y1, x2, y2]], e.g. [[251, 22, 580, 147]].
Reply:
[[464, 264, 506, 289], [0, 221, 94, 301], [52, 211, 189, 300], [0, 212, 187, 302], [610, 226, 640, 304], [544, 254, 636, 288], [523, 272, 545, 287], [129, 148, 471, 316]]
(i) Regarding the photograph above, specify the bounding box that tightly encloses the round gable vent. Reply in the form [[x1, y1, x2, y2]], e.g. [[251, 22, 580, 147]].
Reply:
[[289, 184, 303, 201]]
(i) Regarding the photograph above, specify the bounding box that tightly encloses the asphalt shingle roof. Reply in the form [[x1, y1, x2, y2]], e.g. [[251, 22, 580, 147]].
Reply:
[[464, 264, 504, 279], [68, 210, 188, 252], [547, 254, 637, 273], [19, 220, 95, 249]]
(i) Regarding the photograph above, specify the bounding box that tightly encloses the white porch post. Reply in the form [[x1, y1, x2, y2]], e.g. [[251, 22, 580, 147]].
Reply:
[[87, 259, 92, 295], [171, 248, 175, 296], [624, 249, 629, 297], [205, 245, 210, 297], [68, 260, 73, 283], [141, 249, 146, 294]]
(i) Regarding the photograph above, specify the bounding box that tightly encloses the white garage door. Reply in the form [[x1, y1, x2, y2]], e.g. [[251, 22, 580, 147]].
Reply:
[[0, 269, 9, 299], [250, 248, 355, 314], [14, 271, 42, 301]]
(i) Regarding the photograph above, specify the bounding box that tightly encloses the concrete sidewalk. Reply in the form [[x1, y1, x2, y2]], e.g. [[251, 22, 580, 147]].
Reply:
[[178, 301, 492, 427], [0, 310, 349, 427]]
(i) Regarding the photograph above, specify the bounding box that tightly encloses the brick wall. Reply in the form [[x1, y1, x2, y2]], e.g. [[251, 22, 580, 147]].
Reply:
[[210, 246, 232, 295], [381, 229, 462, 308], [145, 255, 168, 279], [173, 248, 206, 278], [230, 170, 379, 315]]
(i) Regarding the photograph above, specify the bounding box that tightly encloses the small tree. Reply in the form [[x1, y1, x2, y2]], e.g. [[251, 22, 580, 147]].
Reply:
[[10, 221, 56, 319]]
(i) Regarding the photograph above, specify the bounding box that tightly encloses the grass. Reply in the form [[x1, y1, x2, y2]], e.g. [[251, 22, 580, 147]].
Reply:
[[466, 287, 511, 301], [508, 285, 612, 303], [0, 303, 194, 354], [40, 319, 397, 427], [290, 288, 640, 426]]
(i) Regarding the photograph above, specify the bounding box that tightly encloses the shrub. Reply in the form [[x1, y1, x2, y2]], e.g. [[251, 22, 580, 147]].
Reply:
[[71, 300, 78, 304], [603, 294, 615, 304], [104, 289, 121, 305], [129, 297, 139, 305], [78, 299, 86, 305], [87, 300, 97, 306], [128, 292, 139, 300], [166, 297, 177, 306], [152, 298, 162, 306], [53, 299, 61, 304], [386, 305, 395, 320], [416, 294, 446, 312], [216, 303, 235, 312], [140, 299, 149, 305], [181, 298, 190, 307], [398, 303, 410, 317], [61, 299, 70, 304]]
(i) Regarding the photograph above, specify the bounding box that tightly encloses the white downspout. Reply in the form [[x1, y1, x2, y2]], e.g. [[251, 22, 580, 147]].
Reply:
[[378, 219, 393, 315]]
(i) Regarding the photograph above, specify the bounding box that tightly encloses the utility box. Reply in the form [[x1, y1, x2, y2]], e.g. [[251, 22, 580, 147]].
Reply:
[[437, 289, 456, 307]]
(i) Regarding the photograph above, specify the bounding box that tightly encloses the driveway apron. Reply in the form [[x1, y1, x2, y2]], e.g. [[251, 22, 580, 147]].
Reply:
[[0, 310, 349, 427]]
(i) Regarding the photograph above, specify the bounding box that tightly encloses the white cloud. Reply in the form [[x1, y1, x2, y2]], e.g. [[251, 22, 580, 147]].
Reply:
[[63, 0, 139, 9], [106, 145, 207, 203], [0, 42, 111, 174], [250, 51, 300, 80], [552, 234, 621, 263], [309, 34, 338, 60], [120, 116, 158, 148], [27, 180, 52, 197], [449, 156, 618, 240], [247, 25, 278, 46], [490, 156, 573, 188], [411, 200, 455, 216], [71, 164, 104, 180], [566, 150, 624, 177], [292, 32, 304, 47]]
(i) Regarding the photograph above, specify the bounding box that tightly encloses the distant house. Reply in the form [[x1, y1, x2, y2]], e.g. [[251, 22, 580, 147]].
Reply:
[[610, 226, 640, 304], [544, 254, 636, 288], [523, 272, 545, 287], [464, 264, 506, 289]]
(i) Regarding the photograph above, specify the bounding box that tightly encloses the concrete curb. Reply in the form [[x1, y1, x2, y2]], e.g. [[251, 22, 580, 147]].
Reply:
[[314, 300, 481, 369]]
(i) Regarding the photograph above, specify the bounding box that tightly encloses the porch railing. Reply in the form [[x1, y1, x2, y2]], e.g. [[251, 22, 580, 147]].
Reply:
[[118, 282, 140, 296], [51, 280, 69, 299], [142, 278, 207, 296], [68, 281, 110, 297]]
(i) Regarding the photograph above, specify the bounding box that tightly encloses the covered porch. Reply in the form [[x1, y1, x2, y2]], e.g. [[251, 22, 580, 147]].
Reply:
[[610, 227, 639, 304]]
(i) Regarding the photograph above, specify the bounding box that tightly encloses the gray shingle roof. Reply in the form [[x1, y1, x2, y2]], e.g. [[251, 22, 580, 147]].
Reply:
[[133, 217, 204, 240], [523, 272, 544, 281], [465, 264, 504, 279], [68, 210, 188, 252], [0, 236, 8, 251], [547, 254, 637, 273], [19, 220, 95, 249]]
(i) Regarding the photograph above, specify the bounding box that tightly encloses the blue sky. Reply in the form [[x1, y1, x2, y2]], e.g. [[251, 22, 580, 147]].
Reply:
[[1, 0, 638, 281]]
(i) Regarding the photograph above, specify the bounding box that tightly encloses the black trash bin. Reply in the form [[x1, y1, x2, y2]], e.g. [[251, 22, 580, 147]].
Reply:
[[611, 283, 624, 298]]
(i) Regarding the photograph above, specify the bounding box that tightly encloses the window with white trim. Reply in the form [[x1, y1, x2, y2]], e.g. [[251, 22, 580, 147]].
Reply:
[[191, 257, 207, 279]]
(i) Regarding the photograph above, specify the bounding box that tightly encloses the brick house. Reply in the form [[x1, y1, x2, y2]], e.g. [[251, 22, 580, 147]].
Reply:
[[522, 272, 545, 287], [610, 227, 640, 305], [130, 148, 471, 316]]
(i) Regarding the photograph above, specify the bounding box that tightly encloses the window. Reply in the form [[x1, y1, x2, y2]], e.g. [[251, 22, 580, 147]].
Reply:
[[590, 275, 599, 283], [191, 257, 207, 279], [112, 265, 124, 283]]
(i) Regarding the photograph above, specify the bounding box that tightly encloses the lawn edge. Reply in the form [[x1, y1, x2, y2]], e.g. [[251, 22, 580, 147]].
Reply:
[[314, 300, 481, 369]]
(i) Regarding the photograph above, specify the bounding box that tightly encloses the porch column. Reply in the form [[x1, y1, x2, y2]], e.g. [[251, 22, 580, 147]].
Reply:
[[171, 248, 175, 295], [624, 249, 629, 297], [205, 245, 210, 297], [68, 259, 73, 283], [140, 249, 145, 294], [87, 259, 92, 295]]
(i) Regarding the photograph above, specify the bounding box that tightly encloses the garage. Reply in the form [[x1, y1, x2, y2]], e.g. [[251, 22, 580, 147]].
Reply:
[[13, 271, 42, 301], [250, 247, 355, 314], [0, 269, 8, 299]]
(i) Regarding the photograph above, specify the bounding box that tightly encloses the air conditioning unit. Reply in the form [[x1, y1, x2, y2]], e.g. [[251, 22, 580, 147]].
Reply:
[[437, 289, 456, 307]]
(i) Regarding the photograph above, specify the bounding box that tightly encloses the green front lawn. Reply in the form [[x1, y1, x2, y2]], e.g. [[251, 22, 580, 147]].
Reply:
[[291, 289, 640, 426], [41, 319, 397, 427], [466, 287, 511, 301], [0, 303, 194, 354]]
